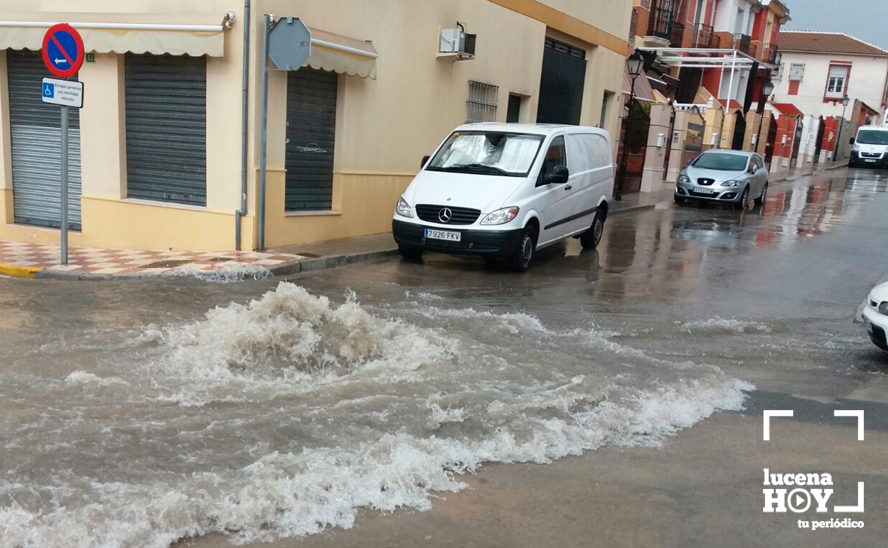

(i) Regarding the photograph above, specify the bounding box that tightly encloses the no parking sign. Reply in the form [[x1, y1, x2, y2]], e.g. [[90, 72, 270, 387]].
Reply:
[[41, 23, 85, 78]]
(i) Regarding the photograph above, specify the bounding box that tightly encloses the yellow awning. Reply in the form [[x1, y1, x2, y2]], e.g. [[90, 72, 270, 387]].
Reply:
[[306, 27, 378, 80], [0, 13, 229, 57]]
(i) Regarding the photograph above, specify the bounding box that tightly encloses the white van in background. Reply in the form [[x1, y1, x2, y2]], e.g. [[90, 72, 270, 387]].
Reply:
[[392, 123, 614, 271], [850, 126, 888, 168]]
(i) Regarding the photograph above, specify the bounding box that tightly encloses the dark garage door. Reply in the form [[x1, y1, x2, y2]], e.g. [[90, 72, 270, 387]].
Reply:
[[537, 38, 587, 125]]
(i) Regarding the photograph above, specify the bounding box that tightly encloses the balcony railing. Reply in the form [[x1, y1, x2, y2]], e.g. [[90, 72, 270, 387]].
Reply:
[[692, 24, 714, 48], [670, 21, 685, 47], [646, 7, 674, 41], [762, 44, 779, 64], [734, 33, 752, 55]]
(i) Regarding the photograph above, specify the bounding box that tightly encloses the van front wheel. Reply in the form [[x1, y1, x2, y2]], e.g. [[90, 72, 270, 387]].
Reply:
[[510, 226, 537, 272], [580, 211, 605, 250]]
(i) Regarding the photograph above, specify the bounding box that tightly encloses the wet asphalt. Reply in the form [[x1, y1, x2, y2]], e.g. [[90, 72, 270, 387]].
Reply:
[[2, 166, 888, 548]]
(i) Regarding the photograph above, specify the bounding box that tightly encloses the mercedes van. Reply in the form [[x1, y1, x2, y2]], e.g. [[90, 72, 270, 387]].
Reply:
[[392, 123, 614, 271], [850, 126, 888, 168]]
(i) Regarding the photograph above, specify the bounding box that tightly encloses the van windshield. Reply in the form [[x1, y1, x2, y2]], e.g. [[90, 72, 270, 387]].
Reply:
[[692, 152, 749, 171], [857, 130, 888, 146], [427, 132, 544, 177]]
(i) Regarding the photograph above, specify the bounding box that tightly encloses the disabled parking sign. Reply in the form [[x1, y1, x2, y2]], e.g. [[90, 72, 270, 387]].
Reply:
[[41, 23, 85, 78]]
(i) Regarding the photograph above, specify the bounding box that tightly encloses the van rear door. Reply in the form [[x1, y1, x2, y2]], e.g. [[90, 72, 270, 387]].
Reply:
[[565, 132, 611, 234]]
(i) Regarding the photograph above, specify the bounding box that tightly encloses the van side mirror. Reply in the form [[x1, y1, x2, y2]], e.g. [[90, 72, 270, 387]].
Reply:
[[421, 155, 431, 169], [542, 165, 570, 185], [849, 137, 855, 145]]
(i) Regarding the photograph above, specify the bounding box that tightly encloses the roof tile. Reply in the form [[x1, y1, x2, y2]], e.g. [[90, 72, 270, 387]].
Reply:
[[779, 31, 888, 57]]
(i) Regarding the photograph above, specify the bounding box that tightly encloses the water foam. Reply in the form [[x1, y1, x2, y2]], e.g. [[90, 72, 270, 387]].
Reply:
[[680, 317, 773, 334]]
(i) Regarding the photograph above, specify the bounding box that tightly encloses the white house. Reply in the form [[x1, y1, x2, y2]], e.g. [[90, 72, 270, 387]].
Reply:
[[772, 31, 888, 163]]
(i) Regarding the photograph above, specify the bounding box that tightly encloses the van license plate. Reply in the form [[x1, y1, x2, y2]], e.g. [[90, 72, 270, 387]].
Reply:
[[425, 228, 461, 242], [865, 159, 876, 163]]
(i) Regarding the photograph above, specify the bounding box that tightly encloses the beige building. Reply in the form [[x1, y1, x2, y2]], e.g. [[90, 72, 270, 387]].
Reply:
[[0, 0, 632, 252]]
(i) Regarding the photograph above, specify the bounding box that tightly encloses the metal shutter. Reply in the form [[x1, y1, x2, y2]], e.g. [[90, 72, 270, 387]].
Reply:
[[125, 53, 206, 206], [285, 68, 337, 211], [7, 50, 81, 229]]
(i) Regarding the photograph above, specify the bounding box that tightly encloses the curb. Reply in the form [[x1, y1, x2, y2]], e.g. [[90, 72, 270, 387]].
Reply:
[[0, 264, 43, 279], [270, 248, 400, 277], [610, 202, 658, 217]]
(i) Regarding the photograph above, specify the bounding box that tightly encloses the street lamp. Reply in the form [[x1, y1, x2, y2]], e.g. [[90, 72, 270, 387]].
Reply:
[[755, 80, 776, 153], [617, 52, 645, 201], [836, 94, 850, 162]]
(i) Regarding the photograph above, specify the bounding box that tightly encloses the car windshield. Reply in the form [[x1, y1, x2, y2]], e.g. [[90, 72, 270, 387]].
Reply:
[[857, 130, 888, 146], [427, 131, 544, 177], [692, 152, 749, 172]]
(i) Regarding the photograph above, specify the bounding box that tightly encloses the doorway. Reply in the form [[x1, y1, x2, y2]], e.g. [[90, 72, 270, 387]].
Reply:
[[537, 38, 587, 125]]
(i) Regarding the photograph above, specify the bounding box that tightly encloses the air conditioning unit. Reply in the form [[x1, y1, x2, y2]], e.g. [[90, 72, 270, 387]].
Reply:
[[439, 25, 476, 59]]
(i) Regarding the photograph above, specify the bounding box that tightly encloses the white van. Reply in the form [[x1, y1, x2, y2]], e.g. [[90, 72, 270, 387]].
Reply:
[[392, 123, 614, 271], [850, 125, 888, 168]]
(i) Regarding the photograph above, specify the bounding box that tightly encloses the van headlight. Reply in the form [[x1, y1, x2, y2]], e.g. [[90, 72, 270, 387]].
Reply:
[[396, 197, 414, 218], [852, 144, 861, 152], [677, 173, 690, 184], [721, 180, 742, 187], [480, 207, 520, 225]]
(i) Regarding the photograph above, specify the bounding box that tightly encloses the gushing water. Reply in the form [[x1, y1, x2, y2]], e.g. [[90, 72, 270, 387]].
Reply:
[[0, 282, 751, 547]]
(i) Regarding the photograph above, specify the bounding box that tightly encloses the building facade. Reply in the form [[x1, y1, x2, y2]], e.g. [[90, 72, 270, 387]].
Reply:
[[772, 31, 888, 163], [0, 0, 632, 252]]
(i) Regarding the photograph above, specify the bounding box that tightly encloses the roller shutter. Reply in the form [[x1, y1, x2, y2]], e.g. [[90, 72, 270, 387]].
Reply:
[[285, 68, 337, 211], [125, 53, 207, 206], [7, 50, 81, 229]]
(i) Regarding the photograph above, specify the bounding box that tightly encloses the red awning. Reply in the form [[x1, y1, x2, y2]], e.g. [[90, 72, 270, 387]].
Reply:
[[623, 68, 655, 102], [770, 101, 804, 118]]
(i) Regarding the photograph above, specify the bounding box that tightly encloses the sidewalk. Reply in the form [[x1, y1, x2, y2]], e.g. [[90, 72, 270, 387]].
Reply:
[[0, 163, 849, 281]]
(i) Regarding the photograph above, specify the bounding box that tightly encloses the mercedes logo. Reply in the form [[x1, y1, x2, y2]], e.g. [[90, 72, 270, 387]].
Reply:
[[438, 208, 453, 223]]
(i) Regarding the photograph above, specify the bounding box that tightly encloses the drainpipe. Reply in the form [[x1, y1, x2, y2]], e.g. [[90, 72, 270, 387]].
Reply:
[[257, 14, 272, 250], [235, 0, 251, 251]]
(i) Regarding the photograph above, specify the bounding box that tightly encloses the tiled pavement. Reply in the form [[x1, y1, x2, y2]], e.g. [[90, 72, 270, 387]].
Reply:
[[0, 240, 305, 277]]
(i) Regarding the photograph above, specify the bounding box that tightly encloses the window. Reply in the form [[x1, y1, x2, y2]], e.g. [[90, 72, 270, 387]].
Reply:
[[125, 54, 207, 206], [788, 63, 805, 81], [600, 91, 614, 128], [427, 132, 544, 177], [541, 136, 567, 179], [467, 81, 498, 123], [285, 68, 338, 211], [825, 64, 850, 99], [506, 94, 522, 123]]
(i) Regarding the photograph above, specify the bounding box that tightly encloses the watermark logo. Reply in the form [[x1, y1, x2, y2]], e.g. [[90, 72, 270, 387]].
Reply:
[[762, 410, 865, 530]]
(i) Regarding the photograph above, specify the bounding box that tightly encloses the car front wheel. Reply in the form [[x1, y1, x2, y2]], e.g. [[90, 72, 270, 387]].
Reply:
[[510, 226, 537, 272], [734, 186, 750, 211], [754, 182, 768, 206]]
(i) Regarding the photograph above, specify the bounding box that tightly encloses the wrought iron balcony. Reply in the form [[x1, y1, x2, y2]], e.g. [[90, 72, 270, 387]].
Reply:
[[692, 24, 714, 48], [646, 7, 674, 41], [734, 33, 752, 55], [670, 21, 685, 47]]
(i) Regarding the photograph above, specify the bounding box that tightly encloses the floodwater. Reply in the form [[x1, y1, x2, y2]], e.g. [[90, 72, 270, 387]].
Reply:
[[1, 168, 887, 547]]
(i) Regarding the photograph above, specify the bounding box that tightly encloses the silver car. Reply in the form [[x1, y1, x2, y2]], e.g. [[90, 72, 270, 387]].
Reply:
[[674, 150, 769, 211]]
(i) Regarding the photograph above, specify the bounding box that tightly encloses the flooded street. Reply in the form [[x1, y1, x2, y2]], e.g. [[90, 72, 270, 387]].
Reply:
[[2, 168, 888, 548]]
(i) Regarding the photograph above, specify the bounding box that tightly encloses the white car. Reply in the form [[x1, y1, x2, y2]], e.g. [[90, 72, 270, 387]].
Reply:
[[392, 123, 614, 271], [863, 282, 888, 352]]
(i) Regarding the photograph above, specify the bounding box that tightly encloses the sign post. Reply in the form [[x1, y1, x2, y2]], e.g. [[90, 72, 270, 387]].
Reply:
[[257, 16, 311, 249], [41, 23, 85, 265]]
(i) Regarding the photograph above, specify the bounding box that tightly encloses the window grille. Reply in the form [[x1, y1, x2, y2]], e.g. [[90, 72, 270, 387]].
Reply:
[[467, 81, 499, 123], [788, 63, 805, 82]]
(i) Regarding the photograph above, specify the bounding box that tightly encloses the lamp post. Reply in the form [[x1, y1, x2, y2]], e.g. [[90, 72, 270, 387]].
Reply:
[[835, 94, 850, 162], [616, 52, 644, 202], [755, 80, 775, 154]]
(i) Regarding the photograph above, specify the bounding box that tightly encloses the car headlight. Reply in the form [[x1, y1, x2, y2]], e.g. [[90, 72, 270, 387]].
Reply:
[[396, 196, 414, 218], [880, 302, 888, 315], [721, 180, 742, 188], [677, 174, 691, 184], [480, 206, 519, 225]]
